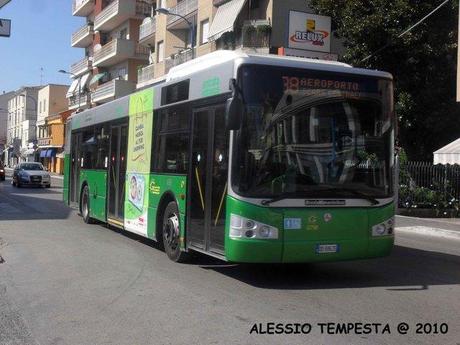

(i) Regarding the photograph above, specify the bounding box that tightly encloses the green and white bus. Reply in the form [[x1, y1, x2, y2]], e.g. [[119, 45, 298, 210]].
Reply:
[[63, 51, 396, 263]]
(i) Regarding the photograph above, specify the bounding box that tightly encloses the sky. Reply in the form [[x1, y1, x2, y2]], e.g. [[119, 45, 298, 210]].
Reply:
[[0, 0, 84, 92]]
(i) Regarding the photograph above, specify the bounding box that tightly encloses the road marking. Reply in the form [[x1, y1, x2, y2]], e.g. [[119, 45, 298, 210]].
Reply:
[[396, 226, 460, 240]]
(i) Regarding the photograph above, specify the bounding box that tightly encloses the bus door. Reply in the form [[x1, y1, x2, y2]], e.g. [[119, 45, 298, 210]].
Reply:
[[107, 124, 128, 225], [189, 105, 228, 255], [70, 132, 82, 206]]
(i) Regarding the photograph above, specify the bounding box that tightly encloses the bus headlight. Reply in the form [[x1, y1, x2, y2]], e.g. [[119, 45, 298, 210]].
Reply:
[[230, 214, 278, 239], [371, 217, 394, 237]]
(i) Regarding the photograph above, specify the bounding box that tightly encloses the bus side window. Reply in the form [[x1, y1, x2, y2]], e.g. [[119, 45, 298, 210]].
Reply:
[[154, 105, 191, 174]]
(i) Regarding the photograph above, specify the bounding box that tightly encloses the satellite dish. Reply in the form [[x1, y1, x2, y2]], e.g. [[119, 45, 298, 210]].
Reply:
[[142, 17, 152, 25], [94, 43, 102, 51]]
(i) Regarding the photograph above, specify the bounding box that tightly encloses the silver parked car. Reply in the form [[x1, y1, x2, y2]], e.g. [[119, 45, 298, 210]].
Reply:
[[12, 162, 51, 188]]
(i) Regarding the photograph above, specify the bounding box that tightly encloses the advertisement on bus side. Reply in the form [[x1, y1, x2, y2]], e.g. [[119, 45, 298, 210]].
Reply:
[[125, 88, 154, 236]]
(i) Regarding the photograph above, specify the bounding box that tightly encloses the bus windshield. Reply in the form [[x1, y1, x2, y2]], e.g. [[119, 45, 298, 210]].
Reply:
[[232, 65, 395, 200]]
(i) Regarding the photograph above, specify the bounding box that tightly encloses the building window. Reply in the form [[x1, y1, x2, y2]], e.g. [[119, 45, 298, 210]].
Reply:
[[44, 99, 47, 112], [157, 40, 164, 63], [201, 19, 209, 45]]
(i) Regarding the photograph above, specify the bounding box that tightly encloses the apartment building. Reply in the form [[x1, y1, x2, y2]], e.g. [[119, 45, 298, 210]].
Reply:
[[5, 87, 41, 166], [69, 1, 343, 104], [0, 91, 15, 162], [68, 0, 153, 110], [136, 0, 344, 88], [36, 85, 69, 169]]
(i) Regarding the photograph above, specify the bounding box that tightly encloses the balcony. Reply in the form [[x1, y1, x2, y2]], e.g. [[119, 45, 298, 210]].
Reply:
[[167, 0, 198, 30], [68, 93, 91, 110], [71, 23, 94, 47], [216, 21, 271, 54], [139, 16, 156, 46], [93, 39, 149, 67], [71, 57, 92, 76], [72, 0, 95, 17], [137, 63, 155, 89], [94, 0, 152, 32], [92, 79, 136, 104], [165, 48, 195, 73]]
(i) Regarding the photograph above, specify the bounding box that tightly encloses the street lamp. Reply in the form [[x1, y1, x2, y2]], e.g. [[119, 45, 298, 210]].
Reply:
[[59, 69, 82, 111], [155, 7, 195, 59]]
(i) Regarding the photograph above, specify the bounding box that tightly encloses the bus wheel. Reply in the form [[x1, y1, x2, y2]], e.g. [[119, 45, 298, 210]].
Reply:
[[81, 185, 94, 224], [162, 201, 188, 263]]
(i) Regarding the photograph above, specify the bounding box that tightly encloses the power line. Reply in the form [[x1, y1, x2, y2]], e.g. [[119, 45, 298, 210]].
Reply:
[[361, 0, 451, 64]]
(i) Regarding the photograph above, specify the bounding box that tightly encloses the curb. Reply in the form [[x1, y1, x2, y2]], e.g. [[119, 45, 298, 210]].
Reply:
[[396, 226, 460, 240]]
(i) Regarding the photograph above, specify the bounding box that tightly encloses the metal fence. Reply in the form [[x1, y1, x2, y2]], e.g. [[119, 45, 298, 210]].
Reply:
[[399, 161, 460, 207]]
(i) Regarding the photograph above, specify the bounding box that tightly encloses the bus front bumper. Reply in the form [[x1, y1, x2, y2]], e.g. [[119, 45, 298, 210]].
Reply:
[[225, 236, 394, 263]]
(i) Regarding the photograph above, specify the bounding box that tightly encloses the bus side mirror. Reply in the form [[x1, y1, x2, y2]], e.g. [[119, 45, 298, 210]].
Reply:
[[225, 97, 243, 130]]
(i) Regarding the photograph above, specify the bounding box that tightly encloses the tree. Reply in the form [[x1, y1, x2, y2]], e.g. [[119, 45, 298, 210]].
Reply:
[[310, 0, 460, 160]]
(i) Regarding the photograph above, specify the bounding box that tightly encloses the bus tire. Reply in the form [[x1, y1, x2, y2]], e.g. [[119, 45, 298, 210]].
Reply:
[[81, 185, 94, 224], [162, 201, 188, 263]]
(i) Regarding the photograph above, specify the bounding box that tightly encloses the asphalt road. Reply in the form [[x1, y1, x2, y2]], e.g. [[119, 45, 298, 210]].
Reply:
[[0, 176, 459, 345]]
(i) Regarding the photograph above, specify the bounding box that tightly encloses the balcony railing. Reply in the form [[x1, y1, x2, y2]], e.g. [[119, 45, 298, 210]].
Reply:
[[167, 0, 198, 25], [92, 79, 136, 103], [216, 22, 271, 51], [137, 64, 155, 86], [95, 0, 151, 31], [139, 16, 156, 41], [70, 57, 92, 76], [71, 23, 94, 47], [68, 93, 90, 109], [165, 48, 195, 72], [93, 39, 149, 67], [92, 81, 115, 101], [241, 27, 271, 48], [72, 0, 95, 16]]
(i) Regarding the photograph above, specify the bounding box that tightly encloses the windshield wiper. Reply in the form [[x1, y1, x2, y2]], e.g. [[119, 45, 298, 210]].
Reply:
[[260, 188, 380, 206], [315, 187, 380, 205], [261, 192, 304, 206]]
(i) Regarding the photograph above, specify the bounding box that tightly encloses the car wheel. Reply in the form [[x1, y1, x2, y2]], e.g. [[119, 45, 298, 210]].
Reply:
[[81, 185, 94, 224], [162, 201, 188, 263], [17, 181, 21, 188]]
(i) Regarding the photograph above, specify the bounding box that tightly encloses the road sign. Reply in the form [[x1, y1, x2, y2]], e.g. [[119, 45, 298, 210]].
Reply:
[[0, 0, 11, 10], [0, 18, 11, 37]]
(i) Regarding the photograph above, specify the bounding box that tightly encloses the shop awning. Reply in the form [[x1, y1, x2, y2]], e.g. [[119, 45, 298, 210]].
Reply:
[[89, 72, 107, 86], [45, 149, 56, 158], [66, 79, 79, 98], [80, 72, 91, 88], [208, 0, 247, 41]]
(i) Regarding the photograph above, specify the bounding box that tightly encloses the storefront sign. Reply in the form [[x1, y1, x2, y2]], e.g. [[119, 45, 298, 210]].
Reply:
[[288, 11, 331, 53]]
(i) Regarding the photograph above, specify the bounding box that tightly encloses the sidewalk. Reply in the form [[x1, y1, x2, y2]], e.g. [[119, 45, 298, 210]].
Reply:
[[396, 215, 460, 240]]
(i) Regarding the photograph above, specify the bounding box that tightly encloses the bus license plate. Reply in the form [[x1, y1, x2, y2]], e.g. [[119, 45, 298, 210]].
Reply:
[[315, 244, 339, 254]]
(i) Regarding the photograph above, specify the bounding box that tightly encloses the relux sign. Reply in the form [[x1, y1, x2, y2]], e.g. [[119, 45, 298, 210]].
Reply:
[[288, 11, 331, 53]]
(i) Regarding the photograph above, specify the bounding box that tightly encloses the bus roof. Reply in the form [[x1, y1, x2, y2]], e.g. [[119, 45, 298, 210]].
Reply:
[[167, 50, 393, 82]]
